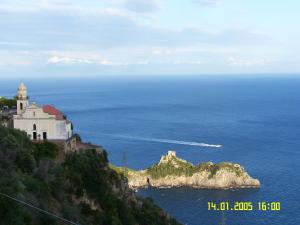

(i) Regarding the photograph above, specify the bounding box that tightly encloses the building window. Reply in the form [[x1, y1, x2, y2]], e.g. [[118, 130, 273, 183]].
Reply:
[[33, 111, 36, 117], [20, 103, 23, 110], [33, 124, 37, 130], [32, 132, 37, 140], [43, 132, 47, 140]]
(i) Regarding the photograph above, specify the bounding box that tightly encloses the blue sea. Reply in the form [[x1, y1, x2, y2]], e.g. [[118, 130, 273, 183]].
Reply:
[[1, 75, 299, 225]]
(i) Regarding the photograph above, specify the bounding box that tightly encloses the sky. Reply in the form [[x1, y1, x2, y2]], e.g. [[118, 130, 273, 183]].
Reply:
[[0, 0, 300, 78]]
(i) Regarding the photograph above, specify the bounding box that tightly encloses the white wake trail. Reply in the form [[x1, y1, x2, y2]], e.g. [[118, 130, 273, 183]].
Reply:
[[112, 135, 222, 148]]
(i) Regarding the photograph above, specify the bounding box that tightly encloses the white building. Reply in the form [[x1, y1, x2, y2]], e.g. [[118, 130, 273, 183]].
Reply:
[[13, 82, 73, 140]]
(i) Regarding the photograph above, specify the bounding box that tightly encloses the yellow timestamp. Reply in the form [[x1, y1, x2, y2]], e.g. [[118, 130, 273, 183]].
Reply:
[[207, 201, 281, 211]]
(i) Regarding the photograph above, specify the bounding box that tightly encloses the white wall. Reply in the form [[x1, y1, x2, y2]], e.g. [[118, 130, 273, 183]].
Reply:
[[17, 99, 29, 115], [14, 104, 72, 140]]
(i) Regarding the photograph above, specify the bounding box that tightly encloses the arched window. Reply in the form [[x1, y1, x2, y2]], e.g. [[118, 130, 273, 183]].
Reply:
[[33, 124, 37, 131], [20, 102, 23, 110]]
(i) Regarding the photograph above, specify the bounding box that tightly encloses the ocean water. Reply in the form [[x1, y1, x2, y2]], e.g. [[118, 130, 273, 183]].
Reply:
[[1, 75, 299, 225]]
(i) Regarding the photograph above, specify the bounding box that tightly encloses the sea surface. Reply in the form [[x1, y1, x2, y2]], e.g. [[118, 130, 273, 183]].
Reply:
[[1, 75, 299, 225]]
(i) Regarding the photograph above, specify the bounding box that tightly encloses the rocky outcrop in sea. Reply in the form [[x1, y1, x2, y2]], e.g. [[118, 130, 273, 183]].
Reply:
[[123, 151, 260, 190]]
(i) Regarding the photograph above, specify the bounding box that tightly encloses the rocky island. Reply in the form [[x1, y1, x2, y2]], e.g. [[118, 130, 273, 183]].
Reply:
[[116, 151, 260, 190]]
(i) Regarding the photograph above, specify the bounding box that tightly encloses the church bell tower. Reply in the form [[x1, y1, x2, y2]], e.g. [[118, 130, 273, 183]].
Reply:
[[17, 82, 29, 115]]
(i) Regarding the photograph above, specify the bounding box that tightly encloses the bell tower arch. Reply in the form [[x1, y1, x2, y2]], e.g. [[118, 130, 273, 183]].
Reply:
[[17, 82, 29, 115]]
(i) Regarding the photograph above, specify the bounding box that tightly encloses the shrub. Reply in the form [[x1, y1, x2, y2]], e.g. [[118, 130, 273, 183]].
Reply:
[[34, 142, 59, 160]]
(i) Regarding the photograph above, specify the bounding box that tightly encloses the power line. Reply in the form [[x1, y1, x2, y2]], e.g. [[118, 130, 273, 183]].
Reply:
[[0, 192, 80, 225]]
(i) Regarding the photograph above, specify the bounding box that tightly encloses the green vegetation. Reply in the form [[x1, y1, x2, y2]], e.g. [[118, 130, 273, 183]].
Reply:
[[0, 97, 17, 109], [0, 126, 181, 225], [147, 156, 198, 179], [196, 162, 245, 178], [0, 115, 10, 123], [146, 155, 244, 180], [109, 164, 136, 178]]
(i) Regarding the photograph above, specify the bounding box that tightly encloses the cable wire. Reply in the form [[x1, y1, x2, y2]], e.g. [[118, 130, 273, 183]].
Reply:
[[0, 192, 80, 225]]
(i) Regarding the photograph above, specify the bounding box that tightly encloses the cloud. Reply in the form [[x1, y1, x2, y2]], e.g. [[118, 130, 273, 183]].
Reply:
[[193, 0, 223, 6], [173, 60, 208, 65], [0, 7, 269, 53], [0, 0, 269, 50], [0, 60, 32, 66], [47, 56, 93, 64], [0, 0, 158, 17], [227, 57, 278, 67], [121, 0, 160, 13], [0, 50, 33, 66], [46, 54, 129, 66], [216, 29, 269, 45], [0, 0, 285, 77], [0, 0, 136, 20]]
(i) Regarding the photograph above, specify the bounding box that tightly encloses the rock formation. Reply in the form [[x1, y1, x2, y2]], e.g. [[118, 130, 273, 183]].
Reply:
[[123, 151, 260, 190]]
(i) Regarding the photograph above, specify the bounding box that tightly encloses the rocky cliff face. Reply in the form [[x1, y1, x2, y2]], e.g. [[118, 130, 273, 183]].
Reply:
[[126, 151, 260, 190]]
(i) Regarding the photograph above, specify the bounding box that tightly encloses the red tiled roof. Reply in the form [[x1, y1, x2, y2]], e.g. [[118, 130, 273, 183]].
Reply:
[[42, 105, 64, 120]]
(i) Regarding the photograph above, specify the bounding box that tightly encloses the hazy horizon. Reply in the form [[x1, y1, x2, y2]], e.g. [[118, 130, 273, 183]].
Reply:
[[1, 72, 300, 82]]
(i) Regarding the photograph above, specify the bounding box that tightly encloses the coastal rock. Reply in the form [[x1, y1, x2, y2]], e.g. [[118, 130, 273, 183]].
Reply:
[[124, 151, 260, 190]]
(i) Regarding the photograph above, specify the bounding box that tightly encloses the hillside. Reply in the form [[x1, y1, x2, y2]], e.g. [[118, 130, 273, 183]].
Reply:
[[0, 126, 181, 225], [116, 151, 260, 189]]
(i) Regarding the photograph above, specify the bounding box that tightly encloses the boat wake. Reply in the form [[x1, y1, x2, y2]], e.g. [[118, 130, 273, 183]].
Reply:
[[78, 131, 222, 148], [111, 135, 222, 148]]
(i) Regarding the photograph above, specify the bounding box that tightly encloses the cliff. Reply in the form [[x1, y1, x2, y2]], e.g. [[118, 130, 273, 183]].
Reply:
[[0, 126, 181, 225], [120, 151, 260, 190]]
